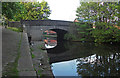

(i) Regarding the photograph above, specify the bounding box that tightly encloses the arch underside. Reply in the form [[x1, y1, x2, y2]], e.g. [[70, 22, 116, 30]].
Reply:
[[47, 29, 68, 42], [25, 26, 69, 41]]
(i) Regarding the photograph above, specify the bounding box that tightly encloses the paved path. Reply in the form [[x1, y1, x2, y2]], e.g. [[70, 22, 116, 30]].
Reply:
[[18, 33, 36, 76], [0, 26, 2, 78], [2, 28, 36, 77], [2, 28, 21, 71]]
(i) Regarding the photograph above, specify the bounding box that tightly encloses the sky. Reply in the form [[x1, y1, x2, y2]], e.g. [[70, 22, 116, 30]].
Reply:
[[37, 0, 80, 21]]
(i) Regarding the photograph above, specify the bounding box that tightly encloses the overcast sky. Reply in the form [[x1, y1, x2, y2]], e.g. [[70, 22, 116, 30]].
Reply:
[[37, 0, 80, 21]]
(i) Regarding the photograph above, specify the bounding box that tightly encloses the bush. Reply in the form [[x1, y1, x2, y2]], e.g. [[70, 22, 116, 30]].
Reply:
[[64, 33, 77, 41], [64, 22, 93, 41], [90, 22, 120, 43], [7, 27, 23, 32]]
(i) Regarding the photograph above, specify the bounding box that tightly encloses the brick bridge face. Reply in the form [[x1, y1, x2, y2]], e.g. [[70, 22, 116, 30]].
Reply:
[[21, 20, 75, 41]]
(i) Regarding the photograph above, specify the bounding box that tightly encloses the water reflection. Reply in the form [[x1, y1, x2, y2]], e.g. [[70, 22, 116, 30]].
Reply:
[[43, 30, 57, 49], [76, 53, 120, 76], [47, 42, 120, 76], [44, 38, 57, 49]]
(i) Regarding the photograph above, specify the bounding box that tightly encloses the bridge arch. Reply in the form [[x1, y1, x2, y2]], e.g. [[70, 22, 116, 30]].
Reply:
[[21, 20, 75, 41], [49, 29, 68, 41]]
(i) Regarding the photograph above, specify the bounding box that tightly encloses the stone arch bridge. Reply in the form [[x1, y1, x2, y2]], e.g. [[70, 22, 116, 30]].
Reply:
[[21, 20, 75, 41]]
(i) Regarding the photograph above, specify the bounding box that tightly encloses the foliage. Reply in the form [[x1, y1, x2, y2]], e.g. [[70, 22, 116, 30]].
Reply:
[[31, 54, 35, 58], [76, 2, 119, 23], [7, 27, 23, 32], [2, 1, 51, 21], [37, 45, 45, 51], [37, 70, 43, 77], [117, 1, 120, 25], [75, 22, 93, 41], [2, 2, 21, 20], [13, 2, 28, 21], [90, 22, 120, 43], [76, 1, 120, 43], [16, 1, 51, 20], [30, 47, 35, 58], [30, 47, 34, 52], [64, 22, 93, 41], [64, 33, 78, 41]]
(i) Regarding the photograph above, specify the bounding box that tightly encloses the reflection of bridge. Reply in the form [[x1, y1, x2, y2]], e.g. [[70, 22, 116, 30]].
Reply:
[[47, 42, 94, 64], [47, 47, 93, 64], [21, 20, 75, 41], [47, 42, 120, 64]]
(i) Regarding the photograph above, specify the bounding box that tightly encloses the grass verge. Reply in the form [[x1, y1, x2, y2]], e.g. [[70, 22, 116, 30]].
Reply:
[[7, 27, 23, 32], [30, 47, 35, 58], [37, 45, 45, 51], [37, 70, 43, 77], [31, 54, 35, 58]]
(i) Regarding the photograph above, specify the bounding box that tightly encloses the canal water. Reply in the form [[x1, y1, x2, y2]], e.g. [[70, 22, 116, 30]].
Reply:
[[47, 41, 120, 77]]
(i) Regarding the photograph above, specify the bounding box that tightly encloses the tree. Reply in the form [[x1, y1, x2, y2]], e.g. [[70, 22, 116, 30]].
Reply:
[[13, 2, 27, 21], [14, 1, 51, 21], [2, 2, 21, 20], [76, 2, 118, 23], [76, 2, 120, 43], [117, 1, 120, 25], [2, 0, 51, 21]]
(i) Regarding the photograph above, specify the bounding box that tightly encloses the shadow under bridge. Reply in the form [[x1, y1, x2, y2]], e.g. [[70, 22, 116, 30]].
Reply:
[[49, 29, 68, 41]]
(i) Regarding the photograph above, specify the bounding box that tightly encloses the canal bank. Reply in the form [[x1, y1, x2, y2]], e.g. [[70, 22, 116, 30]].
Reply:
[[2, 27, 53, 77], [30, 41, 54, 77], [2, 28, 36, 77], [18, 33, 36, 76]]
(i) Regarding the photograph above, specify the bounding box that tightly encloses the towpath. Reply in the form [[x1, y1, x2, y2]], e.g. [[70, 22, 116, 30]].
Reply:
[[2, 27, 36, 77]]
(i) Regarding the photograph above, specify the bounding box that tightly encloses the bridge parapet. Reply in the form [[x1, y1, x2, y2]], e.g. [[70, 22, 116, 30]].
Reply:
[[21, 20, 75, 26]]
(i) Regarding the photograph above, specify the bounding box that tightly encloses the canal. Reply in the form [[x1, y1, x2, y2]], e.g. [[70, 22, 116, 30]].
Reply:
[[47, 41, 120, 77]]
